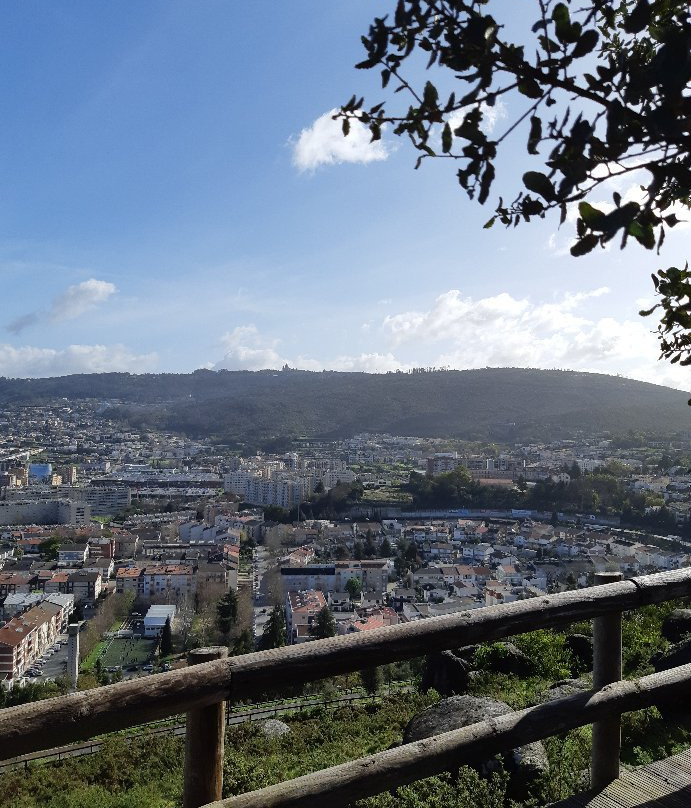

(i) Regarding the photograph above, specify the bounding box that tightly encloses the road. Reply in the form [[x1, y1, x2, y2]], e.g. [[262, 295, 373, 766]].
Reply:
[[252, 545, 272, 643]]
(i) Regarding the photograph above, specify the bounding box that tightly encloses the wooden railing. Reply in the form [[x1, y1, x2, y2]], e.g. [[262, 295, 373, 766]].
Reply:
[[2, 568, 691, 807]]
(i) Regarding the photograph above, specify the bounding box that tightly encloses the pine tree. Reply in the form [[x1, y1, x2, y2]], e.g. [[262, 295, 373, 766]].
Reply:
[[216, 590, 238, 635], [160, 616, 173, 657], [260, 605, 286, 650], [310, 605, 336, 640], [379, 536, 392, 557]]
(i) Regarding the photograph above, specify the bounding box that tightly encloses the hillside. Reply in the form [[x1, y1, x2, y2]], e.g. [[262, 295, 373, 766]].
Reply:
[[0, 368, 688, 446]]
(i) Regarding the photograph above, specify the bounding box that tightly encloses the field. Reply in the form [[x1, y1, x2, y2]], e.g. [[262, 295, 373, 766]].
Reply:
[[99, 638, 156, 669]]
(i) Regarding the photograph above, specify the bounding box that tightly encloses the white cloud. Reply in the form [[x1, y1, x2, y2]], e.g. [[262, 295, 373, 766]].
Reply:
[[380, 288, 689, 390], [216, 325, 290, 371], [215, 325, 407, 373], [0, 343, 157, 377], [329, 353, 411, 373], [214, 294, 688, 391], [479, 99, 508, 134], [292, 109, 390, 172], [7, 278, 116, 334], [447, 99, 508, 141], [50, 279, 116, 321]]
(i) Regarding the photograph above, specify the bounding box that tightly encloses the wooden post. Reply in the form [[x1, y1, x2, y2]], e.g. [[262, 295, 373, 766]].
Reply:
[[591, 571, 623, 791], [183, 647, 229, 808]]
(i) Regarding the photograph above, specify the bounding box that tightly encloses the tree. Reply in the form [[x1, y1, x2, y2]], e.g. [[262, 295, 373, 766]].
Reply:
[[345, 576, 363, 600], [379, 536, 393, 557], [216, 590, 238, 636], [260, 604, 287, 649], [360, 666, 383, 695], [363, 528, 377, 558], [39, 537, 61, 560], [310, 605, 336, 639], [342, 1, 691, 371], [160, 616, 173, 657], [232, 629, 255, 656]]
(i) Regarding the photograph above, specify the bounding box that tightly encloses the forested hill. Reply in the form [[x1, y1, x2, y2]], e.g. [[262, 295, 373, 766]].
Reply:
[[0, 368, 688, 445]]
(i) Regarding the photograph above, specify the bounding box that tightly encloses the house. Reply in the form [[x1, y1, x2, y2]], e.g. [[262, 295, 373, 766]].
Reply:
[[143, 604, 176, 637], [67, 570, 102, 603], [0, 572, 37, 598], [285, 589, 327, 644], [57, 544, 89, 564]]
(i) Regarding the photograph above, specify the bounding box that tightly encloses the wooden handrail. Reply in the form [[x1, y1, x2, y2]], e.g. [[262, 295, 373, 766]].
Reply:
[[1, 568, 690, 760], [205, 663, 691, 808]]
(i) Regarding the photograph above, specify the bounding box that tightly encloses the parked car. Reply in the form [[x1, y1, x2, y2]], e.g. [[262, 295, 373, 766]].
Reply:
[[161, 662, 171, 671], [142, 663, 154, 672]]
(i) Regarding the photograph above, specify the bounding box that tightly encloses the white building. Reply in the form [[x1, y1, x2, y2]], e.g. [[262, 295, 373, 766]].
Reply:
[[143, 604, 176, 637]]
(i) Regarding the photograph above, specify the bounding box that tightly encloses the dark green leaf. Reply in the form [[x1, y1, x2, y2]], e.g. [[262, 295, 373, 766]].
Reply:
[[478, 162, 495, 205], [523, 171, 556, 201], [628, 220, 655, 249], [423, 81, 438, 107], [342, 118, 350, 137], [572, 29, 599, 58], [518, 79, 542, 99], [625, 0, 651, 34], [570, 233, 599, 256], [483, 217, 496, 229], [527, 116, 542, 155], [578, 202, 607, 230], [441, 122, 452, 154]]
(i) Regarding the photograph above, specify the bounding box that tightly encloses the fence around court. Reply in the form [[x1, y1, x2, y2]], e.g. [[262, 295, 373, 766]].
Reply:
[[2, 569, 691, 808]]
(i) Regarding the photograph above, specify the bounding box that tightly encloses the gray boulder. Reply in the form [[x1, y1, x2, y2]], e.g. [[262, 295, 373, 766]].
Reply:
[[540, 678, 589, 703], [258, 719, 291, 738], [484, 642, 536, 676], [652, 636, 691, 673], [421, 650, 471, 696], [453, 645, 480, 664], [565, 634, 593, 671], [403, 695, 548, 800], [661, 610, 691, 644]]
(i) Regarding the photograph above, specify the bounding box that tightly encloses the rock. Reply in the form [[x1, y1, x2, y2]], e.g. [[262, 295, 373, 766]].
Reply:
[[565, 634, 593, 670], [661, 610, 691, 644], [653, 636, 691, 673], [485, 642, 536, 676], [421, 650, 471, 696], [453, 645, 480, 664], [258, 719, 291, 738], [403, 695, 548, 800], [539, 678, 589, 703]]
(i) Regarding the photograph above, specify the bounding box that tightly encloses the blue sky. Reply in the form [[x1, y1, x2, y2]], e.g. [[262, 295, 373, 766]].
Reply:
[[0, 1, 688, 390]]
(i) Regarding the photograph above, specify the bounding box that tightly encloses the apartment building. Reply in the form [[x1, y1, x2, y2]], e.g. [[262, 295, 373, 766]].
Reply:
[[115, 564, 197, 604]]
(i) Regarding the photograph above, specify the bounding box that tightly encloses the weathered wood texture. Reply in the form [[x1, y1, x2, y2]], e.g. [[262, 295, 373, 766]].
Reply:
[[591, 571, 623, 791], [204, 664, 691, 808], [1, 568, 690, 758], [183, 647, 228, 808], [552, 748, 691, 807]]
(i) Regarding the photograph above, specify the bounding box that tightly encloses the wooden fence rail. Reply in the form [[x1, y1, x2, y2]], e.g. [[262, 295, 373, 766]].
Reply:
[[207, 663, 691, 808], [1, 568, 691, 806]]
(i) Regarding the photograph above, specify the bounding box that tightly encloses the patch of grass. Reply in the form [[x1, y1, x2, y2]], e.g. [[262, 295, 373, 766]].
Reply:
[[100, 638, 156, 669]]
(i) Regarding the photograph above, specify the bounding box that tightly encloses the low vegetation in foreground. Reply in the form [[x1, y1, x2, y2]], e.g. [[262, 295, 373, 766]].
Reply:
[[4, 602, 691, 808]]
